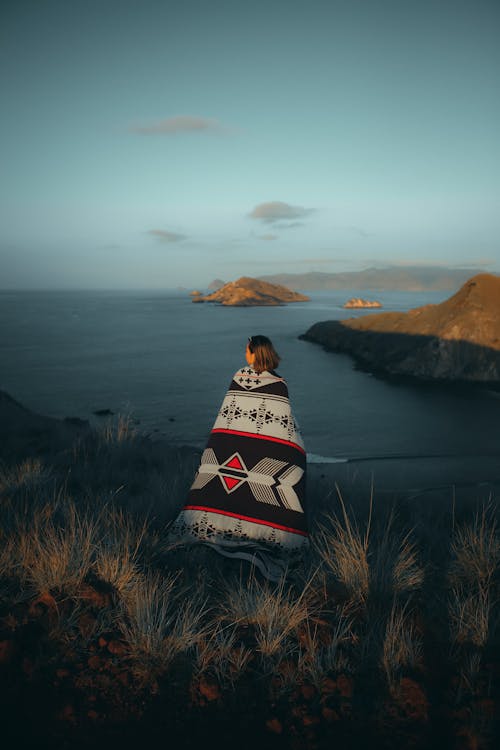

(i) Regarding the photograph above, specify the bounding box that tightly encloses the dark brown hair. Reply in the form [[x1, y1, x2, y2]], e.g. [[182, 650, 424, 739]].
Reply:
[[247, 335, 280, 374]]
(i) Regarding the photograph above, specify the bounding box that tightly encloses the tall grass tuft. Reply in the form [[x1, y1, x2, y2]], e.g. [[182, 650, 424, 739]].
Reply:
[[449, 504, 500, 590], [299, 608, 354, 690], [94, 507, 148, 595], [315, 494, 424, 608], [449, 585, 491, 648], [97, 414, 138, 446], [119, 571, 209, 678], [381, 601, 423, 689], [219, 571, 313, 660], [372, 512, 424, 600], [314, 489, 371, 606], [0, 458, 51, 497], [16, 501, 98, 596], [195, 624, 253, 688]]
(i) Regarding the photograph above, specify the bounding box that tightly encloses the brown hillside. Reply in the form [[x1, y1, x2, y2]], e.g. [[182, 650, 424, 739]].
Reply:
[[302, 274, 500, 382], [342, 274, 500, 350]]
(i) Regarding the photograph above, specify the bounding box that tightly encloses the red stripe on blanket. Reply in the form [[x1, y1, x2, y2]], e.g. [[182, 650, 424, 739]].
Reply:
[[183, 505, 309, 536], [211, 428, 306, 455]]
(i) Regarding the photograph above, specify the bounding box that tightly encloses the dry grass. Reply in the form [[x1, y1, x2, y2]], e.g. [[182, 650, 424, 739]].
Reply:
[[371, 513, 424, 600], [97, 414, 139, 446], [449, 585, 491, 648], [94, 507, 148, 595], [381, 601, 423, 689], [314, 490, 371, 606], [315, 493, 424, 608], [1, 423, 499, 744], [219, 572, 313, 660], [448, 504, 499, 650], [15, 501, 98, 596], [194, 623, 253, 688], [449, 504, 500, 590], [299, 609, 354, 689], [118, 571, 210, 678], [0, 458, 51, 496]]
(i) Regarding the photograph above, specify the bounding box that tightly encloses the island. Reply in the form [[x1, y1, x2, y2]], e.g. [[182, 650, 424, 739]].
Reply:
[[301, 273, 500, 383], [193, 276, 309, 306], [343, 298, 382, 309]]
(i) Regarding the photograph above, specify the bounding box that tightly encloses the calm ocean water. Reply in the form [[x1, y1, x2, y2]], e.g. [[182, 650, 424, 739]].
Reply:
[[1, 289, 499, 461]]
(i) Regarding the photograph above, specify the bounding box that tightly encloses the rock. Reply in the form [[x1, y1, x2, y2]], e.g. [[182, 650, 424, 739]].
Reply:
[[302, 274, 500, 383], [0, 639, 16, 664], [198, 677, 221, 701], [321, 678, 337, 694], [88, 654, 102, 670], [29, 591, 58, 616], [343, 297, 382, 308], [321, 707, 339, 722], [397, 677, 429, 722], [336, 674, 353, 698], [302, 714, 320, 727], [194, 277, 309, 306], [107, 639, 127, 656], [300, 684, 316, 701], [265, 718, 283, 734]]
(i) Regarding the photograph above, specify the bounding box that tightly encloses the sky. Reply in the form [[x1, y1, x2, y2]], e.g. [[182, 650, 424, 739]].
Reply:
[[1, 0, 499, 289]]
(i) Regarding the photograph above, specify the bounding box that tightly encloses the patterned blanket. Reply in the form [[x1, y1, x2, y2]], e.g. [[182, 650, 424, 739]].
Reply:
[[171, 366, 308, 580]]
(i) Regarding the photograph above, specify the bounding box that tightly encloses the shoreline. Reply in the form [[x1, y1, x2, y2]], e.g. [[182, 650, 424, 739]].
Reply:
[[2, 388, 498, 510]]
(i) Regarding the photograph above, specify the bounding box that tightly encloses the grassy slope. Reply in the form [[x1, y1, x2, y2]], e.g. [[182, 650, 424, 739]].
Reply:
[[0, 409, 499, 749]]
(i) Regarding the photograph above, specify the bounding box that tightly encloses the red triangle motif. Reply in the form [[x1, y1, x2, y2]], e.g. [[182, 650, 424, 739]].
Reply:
[[222, 475, 241, 491], [225, 455, 244, 470]]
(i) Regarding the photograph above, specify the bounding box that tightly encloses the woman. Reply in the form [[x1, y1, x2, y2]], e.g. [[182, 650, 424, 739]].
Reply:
[[170, 335, 308, 581]]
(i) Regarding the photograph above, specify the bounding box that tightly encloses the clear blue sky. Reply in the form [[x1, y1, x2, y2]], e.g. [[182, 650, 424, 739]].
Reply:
[[1, 0, 499, 288]]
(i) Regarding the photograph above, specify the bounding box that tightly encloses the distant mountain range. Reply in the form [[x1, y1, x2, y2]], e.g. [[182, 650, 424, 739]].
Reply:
[[257, 266, 495, 291]]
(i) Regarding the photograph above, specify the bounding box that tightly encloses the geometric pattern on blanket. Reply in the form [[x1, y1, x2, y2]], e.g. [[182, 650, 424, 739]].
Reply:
[[170, 366, 309, 579]]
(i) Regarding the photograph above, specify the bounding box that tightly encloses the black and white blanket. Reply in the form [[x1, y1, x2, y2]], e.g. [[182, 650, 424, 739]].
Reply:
[[171, 366, 308, 580]]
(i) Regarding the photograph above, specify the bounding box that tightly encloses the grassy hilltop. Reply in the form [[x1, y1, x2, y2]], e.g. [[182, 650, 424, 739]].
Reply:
[[0, 395, 499, 749]]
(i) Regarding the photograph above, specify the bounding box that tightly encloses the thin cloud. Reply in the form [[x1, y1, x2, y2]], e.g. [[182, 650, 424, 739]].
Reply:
[[148, 229, 187, 243], [249, 201, 315, 224], [132, 115, 228, 135], [259, 233, 278, 241]]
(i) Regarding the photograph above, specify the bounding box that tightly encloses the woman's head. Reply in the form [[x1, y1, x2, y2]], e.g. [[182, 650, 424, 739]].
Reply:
[[245, 335, 280, 374]]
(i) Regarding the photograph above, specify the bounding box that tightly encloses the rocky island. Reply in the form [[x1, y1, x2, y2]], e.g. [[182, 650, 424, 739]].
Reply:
[[343, 298, 382, 309], [193, 276, 309, 306], [301, 273, 500, 383]]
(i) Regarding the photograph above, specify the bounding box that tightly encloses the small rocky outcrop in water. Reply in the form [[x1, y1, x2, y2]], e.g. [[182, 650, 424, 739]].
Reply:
[[194, 277, 309, 306], [301, 274, 500, 382], [343, 298, 382, 309]]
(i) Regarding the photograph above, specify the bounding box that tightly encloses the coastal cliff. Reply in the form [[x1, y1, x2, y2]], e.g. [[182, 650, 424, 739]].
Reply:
[[195, 276, 309, 306], [301, 274, 500, 382]]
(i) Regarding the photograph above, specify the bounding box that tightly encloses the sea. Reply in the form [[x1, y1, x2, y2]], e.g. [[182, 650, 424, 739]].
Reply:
[[1, 288, 499, 464]]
